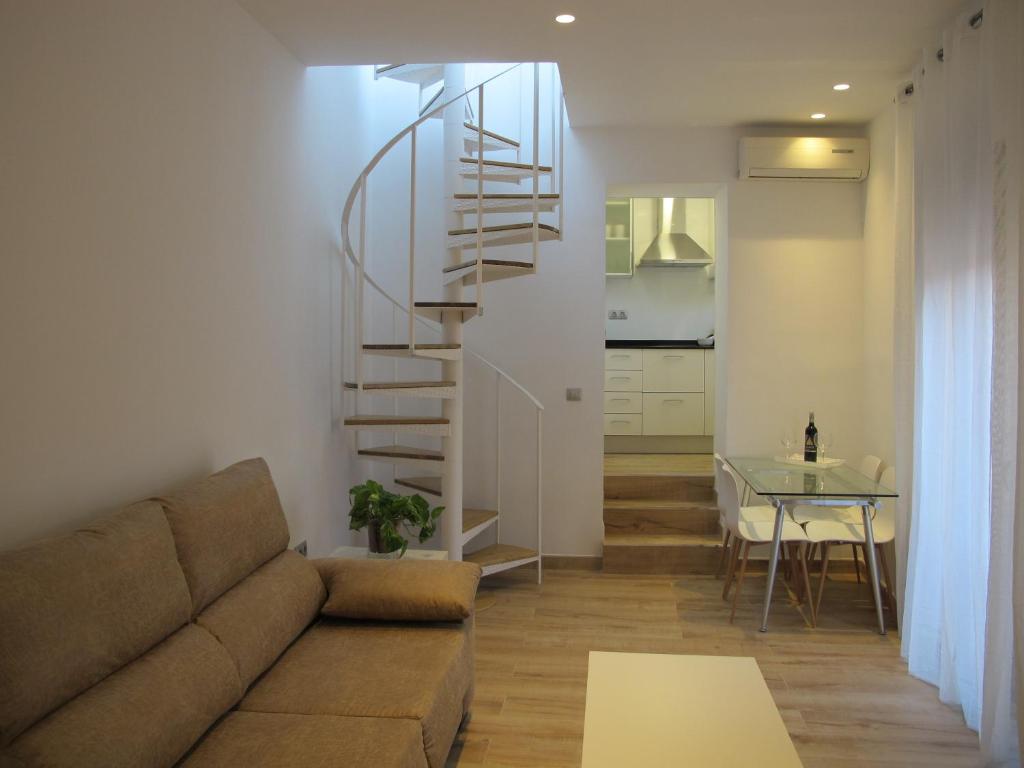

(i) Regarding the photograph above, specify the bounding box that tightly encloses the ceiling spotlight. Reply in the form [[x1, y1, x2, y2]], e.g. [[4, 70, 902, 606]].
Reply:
[[555, 13, 575, 23], [833, 83, 851, 91], [811, 113, 827, 120]]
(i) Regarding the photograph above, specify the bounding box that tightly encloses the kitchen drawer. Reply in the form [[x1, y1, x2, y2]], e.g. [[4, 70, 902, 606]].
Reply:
[[642, 349, 705, 392], [604, 413, 643, 436], [604, 370, 642, 392], [642, 393, 705, 436], [604, 391, 643, 414], [604, 349, 643, 371]]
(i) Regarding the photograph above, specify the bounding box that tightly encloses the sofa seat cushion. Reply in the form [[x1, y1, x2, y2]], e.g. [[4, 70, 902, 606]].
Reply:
[[238, 621, 472, 768], [196, 550, 326, 690], [4, 625, 241, 768], [181, 711, 428, 768], [0, 501, 192, 746]]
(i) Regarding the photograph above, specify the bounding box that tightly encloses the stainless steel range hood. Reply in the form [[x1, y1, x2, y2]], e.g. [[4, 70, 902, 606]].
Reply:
[[637, 197, 714, 267]]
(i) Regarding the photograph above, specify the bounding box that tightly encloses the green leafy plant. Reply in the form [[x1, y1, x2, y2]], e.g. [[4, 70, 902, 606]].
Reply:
[[348, 479, 444, 556]]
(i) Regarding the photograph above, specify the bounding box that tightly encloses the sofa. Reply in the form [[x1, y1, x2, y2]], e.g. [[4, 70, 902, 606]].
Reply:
[[0, 458, 481, 768]]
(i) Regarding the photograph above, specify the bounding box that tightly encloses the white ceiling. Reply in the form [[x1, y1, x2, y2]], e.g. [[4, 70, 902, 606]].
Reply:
[[239, 0, 960, 127]]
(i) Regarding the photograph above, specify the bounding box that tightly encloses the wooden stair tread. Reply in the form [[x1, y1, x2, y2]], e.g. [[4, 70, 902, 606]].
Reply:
[[358, 445, 444, 462], [345, 416, 448, 426], [345, 380, 455, 390], [443, 258, 532, 274], [362, 343, 460, 350], [463, 122, 520, 148], [463, 508, 499, 532], [603, 499, 719, 510], [603, 532, 721, 547], [453, 193, 559, 200], [466, 543, 538, 568], [448, 223, 559, 237], [414, 301, 478, 308], [395, 476, 441, 495], [459, 157, 553, 172]]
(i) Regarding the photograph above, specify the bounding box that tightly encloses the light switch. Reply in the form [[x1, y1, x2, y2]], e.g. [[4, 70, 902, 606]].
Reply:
[[566, 388, 582, 402]]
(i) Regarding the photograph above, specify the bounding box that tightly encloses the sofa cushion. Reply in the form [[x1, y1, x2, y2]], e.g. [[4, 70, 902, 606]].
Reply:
[[180, 711, 428, 768], [316, 558, 481, 622], [196, 549, 326, 690], [238, 621, 472, 768], [0, 502, 191, 746], [4, 624, 241, 768], [155, 458, 290, 615]]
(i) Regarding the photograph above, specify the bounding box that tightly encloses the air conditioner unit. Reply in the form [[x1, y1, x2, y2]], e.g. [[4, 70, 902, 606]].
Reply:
[[738, 137, 869, 181]]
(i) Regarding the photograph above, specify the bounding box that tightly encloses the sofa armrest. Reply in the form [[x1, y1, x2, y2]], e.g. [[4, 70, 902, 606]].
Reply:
[[313, 558, 482, 622]]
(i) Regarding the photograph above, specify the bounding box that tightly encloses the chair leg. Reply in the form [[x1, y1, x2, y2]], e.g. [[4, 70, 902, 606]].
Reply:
[[729, 541, 751, 623], [877, 544, 898, 626], [800, 543, 816, 628], [852, 543, 862, 584], [722, 538, 742, 600], [716, 529, 732, 578], [780, 543, 791, 581], [815, 543, 831, 618]]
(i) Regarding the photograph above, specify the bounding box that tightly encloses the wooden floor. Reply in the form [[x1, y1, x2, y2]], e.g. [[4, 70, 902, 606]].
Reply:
[[603, 452, 714, 477], [448, 568, 981, 768]]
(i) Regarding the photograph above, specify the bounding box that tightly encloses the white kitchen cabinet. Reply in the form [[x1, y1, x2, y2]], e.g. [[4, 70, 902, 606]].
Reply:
[[642, 394, 705, 436], [703, 350, 716, 436], [641, 349, 704, 393], [604, 349, 643, 371], [604, 413, 643, 435], [603, 392, 643, 414], [604, 370, 642, 392]]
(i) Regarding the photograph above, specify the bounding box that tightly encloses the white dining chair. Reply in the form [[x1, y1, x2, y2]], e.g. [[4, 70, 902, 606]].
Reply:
[[713, 454, 776, 578], [792, 454, 886, 582], [802, 466, 897, 620], [719, 462, 815, 625]]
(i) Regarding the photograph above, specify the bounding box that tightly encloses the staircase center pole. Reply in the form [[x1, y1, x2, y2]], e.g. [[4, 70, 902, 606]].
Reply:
[[442, 64, 466, 562]]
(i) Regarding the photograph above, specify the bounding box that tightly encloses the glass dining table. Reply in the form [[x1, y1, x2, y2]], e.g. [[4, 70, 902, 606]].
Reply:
[[725, 456, 899, 634]]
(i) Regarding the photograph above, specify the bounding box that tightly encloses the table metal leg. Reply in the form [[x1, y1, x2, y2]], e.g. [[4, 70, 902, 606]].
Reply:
[[759, 499, 786, 633], [861, 502, 886, 635]]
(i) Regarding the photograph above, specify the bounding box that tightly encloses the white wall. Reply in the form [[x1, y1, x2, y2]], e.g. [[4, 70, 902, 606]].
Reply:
[[605, 268, 716, 340], [0, 1, 373, 553]]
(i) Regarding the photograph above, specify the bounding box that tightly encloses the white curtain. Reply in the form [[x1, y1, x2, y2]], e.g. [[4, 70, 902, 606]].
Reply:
[[901, 1, 1023, 764]]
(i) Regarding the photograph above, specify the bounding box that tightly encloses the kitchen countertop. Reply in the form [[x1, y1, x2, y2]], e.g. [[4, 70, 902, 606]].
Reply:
[[605, 339, 713, 349]]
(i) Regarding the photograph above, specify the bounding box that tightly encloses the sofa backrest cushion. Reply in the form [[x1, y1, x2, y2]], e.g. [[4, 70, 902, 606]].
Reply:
[[155, 458, 290, 616], [196, 549, 326, 690], [4, 624, 242, 768], [0, 502, 191, 746]]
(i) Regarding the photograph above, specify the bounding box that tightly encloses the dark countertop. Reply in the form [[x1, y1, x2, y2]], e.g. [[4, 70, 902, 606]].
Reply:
[[606, 339, 713, 349]]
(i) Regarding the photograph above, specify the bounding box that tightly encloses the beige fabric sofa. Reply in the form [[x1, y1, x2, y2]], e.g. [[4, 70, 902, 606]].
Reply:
[[0, 458, 481, 768]]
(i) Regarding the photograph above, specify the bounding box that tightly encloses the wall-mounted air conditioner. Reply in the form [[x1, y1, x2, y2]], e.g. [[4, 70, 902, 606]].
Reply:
[[738, 137, 869, 181]]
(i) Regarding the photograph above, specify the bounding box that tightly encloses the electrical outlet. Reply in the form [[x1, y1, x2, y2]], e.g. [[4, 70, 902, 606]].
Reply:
[[294, 540, 308, 557], [566, 388, 582, 402], [608, 310, 628, 320]]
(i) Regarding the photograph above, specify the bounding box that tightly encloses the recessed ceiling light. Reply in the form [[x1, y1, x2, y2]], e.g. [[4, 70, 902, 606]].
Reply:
[[833, 83, 851, 91], [811, 113, 827, 120], [555, 13, 575, 23]]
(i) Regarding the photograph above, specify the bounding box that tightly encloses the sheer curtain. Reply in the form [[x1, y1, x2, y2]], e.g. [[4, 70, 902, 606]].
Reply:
[[901, 1, 1022, 764]]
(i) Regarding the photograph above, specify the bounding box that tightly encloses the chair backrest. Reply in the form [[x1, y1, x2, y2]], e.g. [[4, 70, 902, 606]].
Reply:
[[859, 455, 885, 482], [718, 462, 743, 530], [879, 466, 895, 490]]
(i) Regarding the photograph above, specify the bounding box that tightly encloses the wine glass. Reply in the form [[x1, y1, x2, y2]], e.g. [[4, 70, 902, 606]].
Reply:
[[780, 429, 796, 457], [819, 433, 834, 461]]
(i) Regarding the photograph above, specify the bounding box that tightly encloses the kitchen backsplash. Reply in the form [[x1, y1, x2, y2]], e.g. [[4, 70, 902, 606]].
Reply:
[[606, 266, 715, 339]]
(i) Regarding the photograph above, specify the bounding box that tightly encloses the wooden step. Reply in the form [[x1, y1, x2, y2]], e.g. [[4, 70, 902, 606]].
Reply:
[[602, 532, 721, 574], [463, 122, 519, 152], [344, 416, 450, 437], [459, 157, 552, 183], [345, 380, 456, 399], [362, 343, 461, 361], [447, 222, 560, 250], [413, 301, 478, 323], [603, 474, 715, 502], [465, 543, 539, 576], [462, 508, 499, 544], [453, 192, 560, 214], [443, 258, 534, 286], [603, 499, 721, 535], [358, 445, 444, 463], [395, 476, 441, 496]]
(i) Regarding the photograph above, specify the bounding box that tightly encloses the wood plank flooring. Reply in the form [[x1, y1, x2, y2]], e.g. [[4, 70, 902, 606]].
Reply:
[[447, 568, 980, 768]]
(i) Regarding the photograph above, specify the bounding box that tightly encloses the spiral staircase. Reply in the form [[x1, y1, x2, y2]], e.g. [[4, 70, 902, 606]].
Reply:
[[341, 64, 563, 580]]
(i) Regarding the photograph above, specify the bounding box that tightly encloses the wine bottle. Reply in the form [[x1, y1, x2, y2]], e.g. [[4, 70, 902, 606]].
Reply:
[[804, 412, 818, 463]]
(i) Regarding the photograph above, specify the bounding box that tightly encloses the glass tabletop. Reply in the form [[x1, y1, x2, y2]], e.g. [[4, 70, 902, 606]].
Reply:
[[725, 456, 899, 499]]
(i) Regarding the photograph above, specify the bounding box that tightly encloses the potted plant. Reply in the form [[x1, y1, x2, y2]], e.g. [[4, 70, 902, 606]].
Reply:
[[348, 479, 444, 558]]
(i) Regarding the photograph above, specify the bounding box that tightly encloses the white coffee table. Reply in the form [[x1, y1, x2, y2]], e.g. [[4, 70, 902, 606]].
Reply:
[[582, 652, 802, 767], [329, 545, 448, 561]]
